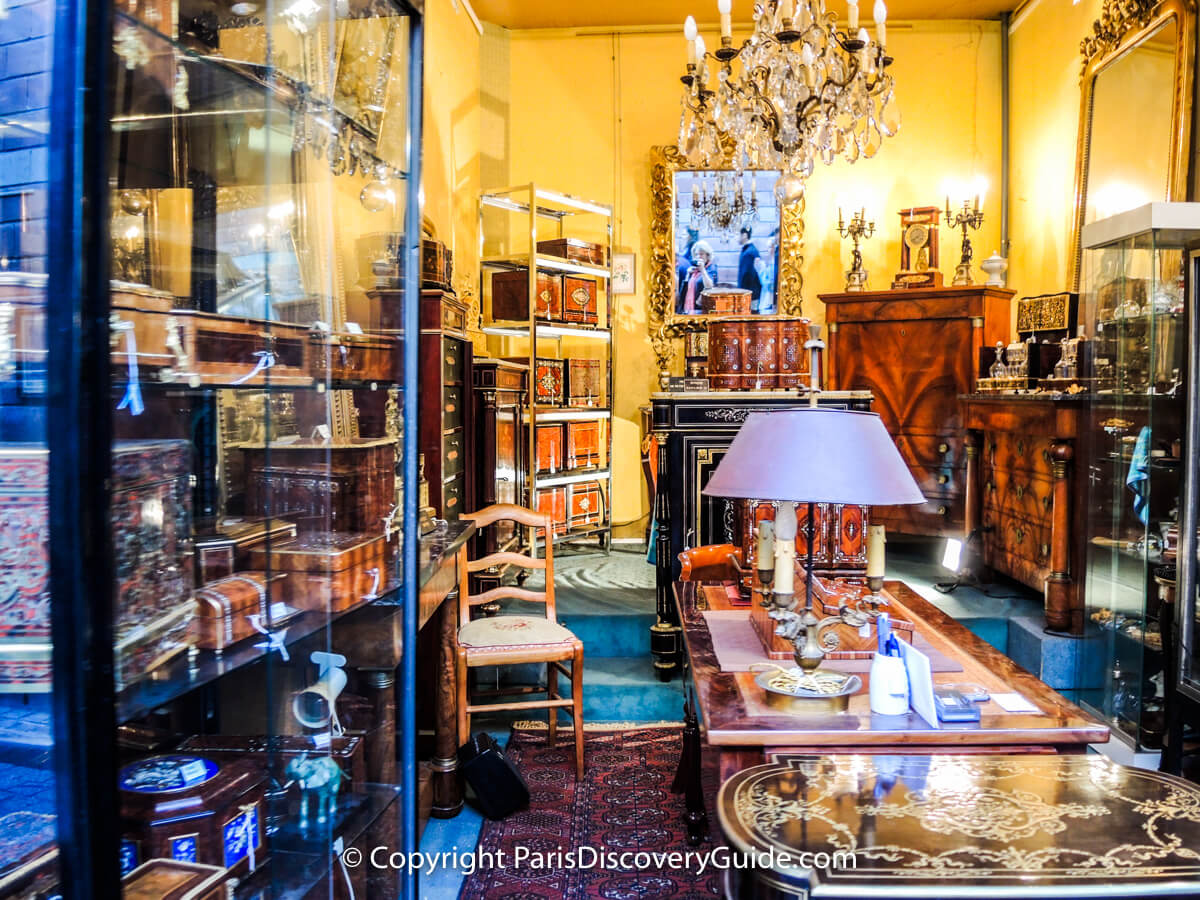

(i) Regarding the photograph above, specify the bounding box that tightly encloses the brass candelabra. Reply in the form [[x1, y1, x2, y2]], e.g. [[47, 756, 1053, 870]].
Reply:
[[837, 208, 875, 292], [944, 197, 984, 286]]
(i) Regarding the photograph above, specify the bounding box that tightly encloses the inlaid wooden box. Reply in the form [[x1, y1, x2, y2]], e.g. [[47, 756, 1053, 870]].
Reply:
[[534, 487, 568, 537], [537, 238, 606, 266], [191, 572, 295, 653], [561, 276, 599, 325], [247, 531, 388, 613], [565, 358, 603, 407], [176, 312, 312, 386], [422, 238, 453, 291], [566, 419, 602, 469], [191, 516, 297, 586], [112, 440, 194, 639], [701, 287, 752, 315], [118, 755, 266, 878], [535, 423, 565, 474], [122, 859, 231, 900], [240, 438, 395, 533], [308, 330, 398, 383], [707, 316, 811, 390], [110, 283, 185, 374], [569, 481, 604, 528], [512, 357, 565, 406], [491, 270, 562, 321]]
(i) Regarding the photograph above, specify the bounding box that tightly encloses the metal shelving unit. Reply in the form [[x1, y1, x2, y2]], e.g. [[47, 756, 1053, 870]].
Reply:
[[478, 184, 614, 550]]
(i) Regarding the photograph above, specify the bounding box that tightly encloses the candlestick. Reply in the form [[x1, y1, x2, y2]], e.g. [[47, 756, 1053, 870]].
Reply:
[[756, 519, 775, 570], [718, 0, 732, 38], [848, 0, 859, 29], [685, 15, 698, 66], [866, 524, 886, 578], [773, 503, 798, 595], [873, 0, 886, 43]]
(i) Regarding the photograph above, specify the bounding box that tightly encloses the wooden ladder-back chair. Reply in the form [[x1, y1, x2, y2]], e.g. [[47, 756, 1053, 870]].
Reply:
[[455, 504, 584, 778]]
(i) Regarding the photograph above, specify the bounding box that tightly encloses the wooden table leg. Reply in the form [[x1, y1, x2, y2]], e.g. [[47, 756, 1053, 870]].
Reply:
[[672, 696, 708, 846], [652, 429, 680, 682], [1046, 439, 1079, 634], [361, 668, 396, 786], [431, 590, 463, 818]]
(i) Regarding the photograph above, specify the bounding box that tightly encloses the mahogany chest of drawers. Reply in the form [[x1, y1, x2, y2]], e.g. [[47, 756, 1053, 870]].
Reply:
[[420, 290, 472, 519], [822, 285, 1013, 537], [962, 393, 1086, 634]]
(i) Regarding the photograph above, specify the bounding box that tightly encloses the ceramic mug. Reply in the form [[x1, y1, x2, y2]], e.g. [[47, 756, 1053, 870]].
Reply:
[[869, 654, 909, 716]]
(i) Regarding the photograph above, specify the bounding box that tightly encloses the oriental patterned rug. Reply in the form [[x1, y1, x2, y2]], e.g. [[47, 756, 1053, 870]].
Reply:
[[458, 725, 724, 899]]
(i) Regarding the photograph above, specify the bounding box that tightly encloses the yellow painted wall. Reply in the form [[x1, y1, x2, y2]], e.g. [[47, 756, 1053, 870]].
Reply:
[[500, 21, 1003, 535], [1007, 0, 1102, 296], [423, 0, 483, 299]]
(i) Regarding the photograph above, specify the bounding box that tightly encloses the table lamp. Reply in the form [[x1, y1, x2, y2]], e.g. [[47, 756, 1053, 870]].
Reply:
[[702, 407, 924, 686]]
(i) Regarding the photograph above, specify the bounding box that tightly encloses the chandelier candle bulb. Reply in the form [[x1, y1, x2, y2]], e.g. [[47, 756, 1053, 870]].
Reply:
[[718, 0, 732, 39], [685, 15, 698, 65], [848, 0, 859, 30], [873, 0, 886, 43], [780, 0, 794, 23]]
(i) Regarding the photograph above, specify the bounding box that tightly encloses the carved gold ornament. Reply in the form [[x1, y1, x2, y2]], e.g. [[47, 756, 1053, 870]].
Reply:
[[647, 145, 805, 386]]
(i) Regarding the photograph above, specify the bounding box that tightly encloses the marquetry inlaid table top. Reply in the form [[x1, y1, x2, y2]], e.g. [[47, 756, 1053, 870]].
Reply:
[[718, 753, 1200, 899], [677, 579, 1109, 751]]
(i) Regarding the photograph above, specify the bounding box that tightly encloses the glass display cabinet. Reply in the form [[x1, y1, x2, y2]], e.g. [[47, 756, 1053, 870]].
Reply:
[[1175, 211, 1200, 746], [0, 0, 425, 895], [1079, 203, 1199, 753]]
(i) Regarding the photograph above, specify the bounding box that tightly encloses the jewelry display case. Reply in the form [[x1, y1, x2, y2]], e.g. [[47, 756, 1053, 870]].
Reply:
[[1078, 204, 1199, 753], [0, 0, 427, 893]]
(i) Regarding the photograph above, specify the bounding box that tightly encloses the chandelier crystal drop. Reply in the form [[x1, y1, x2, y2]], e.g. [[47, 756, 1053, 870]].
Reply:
[[677, 0, 900, 205]]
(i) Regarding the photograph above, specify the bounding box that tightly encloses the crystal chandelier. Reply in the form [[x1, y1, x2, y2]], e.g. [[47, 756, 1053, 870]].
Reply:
[[677, 0, 900, 205], [691, 170, 760, 233]]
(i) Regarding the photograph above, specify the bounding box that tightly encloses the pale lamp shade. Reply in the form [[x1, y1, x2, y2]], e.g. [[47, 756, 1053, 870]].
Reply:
[[701, 408, 925, 506]]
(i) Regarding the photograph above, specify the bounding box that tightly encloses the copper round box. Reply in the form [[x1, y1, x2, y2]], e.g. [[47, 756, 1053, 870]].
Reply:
[[707, 316, 811, 390]]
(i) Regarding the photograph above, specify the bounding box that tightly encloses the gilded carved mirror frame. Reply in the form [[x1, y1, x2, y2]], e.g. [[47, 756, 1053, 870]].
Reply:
[[647, 145, 805, 387], [1069, 0, 1196, 289]]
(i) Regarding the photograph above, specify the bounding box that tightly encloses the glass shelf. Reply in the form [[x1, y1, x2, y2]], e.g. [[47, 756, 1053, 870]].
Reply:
[[482, 321, 611, 341], [480, 254, 611, 281]]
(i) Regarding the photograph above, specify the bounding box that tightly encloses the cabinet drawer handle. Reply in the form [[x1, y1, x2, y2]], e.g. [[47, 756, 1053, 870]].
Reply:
[[938, 443, 949, 454], [937, 474, 949, 485], [936, 505, 948, 516]]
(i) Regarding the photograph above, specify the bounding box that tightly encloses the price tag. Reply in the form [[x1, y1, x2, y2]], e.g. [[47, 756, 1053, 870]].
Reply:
[[179, 759, 209, 785], [313, 732, 332, 750]]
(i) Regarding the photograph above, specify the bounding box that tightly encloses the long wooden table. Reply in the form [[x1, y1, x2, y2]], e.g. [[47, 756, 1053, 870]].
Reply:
[[673, 578, 1109, 844]]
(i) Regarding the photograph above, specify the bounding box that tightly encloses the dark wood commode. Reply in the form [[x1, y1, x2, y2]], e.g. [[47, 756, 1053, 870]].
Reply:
[[420, 289, 472, 519], [962, 393, 1086, 634], [821, 285, 1013, 537]]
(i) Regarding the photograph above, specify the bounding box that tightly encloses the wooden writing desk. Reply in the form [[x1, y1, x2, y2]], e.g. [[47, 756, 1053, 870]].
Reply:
[[673, 579, 1109, 844]]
